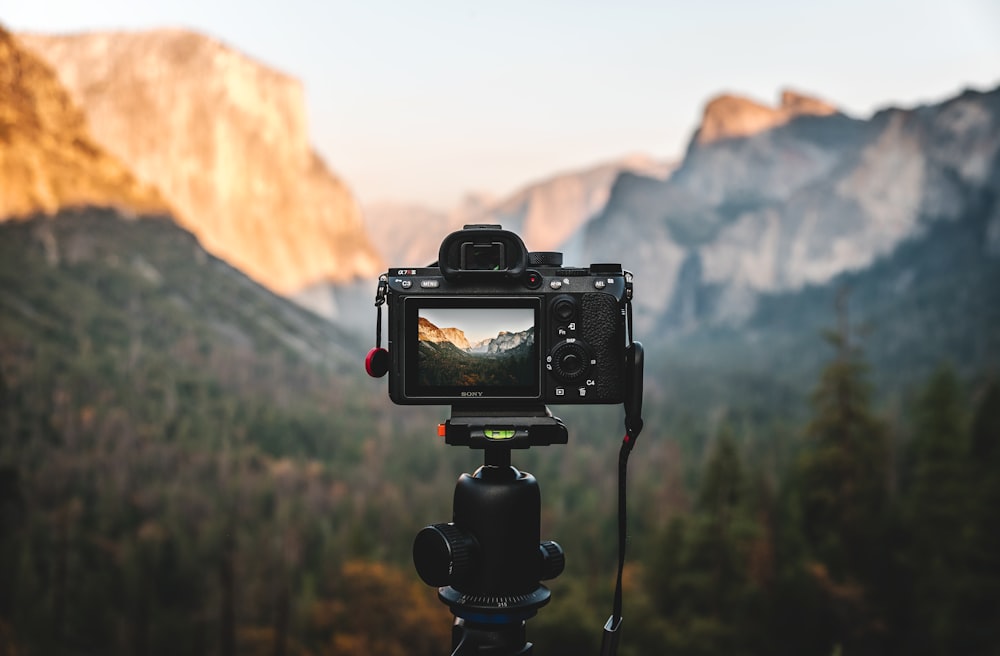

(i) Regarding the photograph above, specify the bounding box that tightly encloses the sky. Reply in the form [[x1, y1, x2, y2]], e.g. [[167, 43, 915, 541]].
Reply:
[[5, 1, 1000, 211]]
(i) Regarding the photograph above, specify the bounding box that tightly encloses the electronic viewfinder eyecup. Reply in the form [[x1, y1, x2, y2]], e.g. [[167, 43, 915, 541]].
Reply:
[[438, 225, 529, 282]]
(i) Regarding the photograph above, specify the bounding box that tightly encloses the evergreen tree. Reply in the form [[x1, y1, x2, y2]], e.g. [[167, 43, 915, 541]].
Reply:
[[897, 365, 972, 655], [645, 428, 766, 655], [793, 297, 890, 655], [960, 377, 1000, 653]]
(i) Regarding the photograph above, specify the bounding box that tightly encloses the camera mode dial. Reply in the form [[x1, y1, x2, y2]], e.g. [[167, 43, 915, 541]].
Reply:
[[549, 340, 592, 382]]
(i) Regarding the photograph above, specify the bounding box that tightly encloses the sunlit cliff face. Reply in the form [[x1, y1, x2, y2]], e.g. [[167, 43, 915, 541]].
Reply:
[[695, 90, 839, 145], [0, 28, 168, 219], [18, 28, 383, 294]]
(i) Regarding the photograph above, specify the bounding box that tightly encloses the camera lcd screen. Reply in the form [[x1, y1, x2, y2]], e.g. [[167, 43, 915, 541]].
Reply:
[[404, 298, 539, 400]]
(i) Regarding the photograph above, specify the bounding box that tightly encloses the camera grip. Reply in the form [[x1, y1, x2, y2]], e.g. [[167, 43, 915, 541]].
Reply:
[[581, 293, 626, 402]]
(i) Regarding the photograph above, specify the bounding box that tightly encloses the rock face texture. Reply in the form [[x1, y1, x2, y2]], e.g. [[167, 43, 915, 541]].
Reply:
[[19, 28, 382, 292], [581, 87, 1000, 328], [0, 27, 167, 218]]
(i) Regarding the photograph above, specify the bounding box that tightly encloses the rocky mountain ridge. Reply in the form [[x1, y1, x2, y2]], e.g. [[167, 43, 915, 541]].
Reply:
[[18, 28, 382, 293], [473, 328, 533, 354], [417, 317, 533, 355], [307, 154, 673, 331], [581, 86, 1000, 328]]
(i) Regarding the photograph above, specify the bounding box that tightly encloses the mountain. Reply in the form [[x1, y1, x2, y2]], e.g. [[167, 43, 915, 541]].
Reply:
[[580, 87, 1000, 329], [417, 318, 533, 356], [655, 182, 1000, 402], [0, 27, 167, 218], [476, 153, 676, 264], [416, 320, 535, 389], [364, 154, 675, 268], [0, 208, 361, 369], [484, 329, 533, 354], [17, 28, 383, 294], [317, 155, 673, 333], [0, 20, 381, 444], [693, 89, 838, 145], [417, 316, 472, 350]]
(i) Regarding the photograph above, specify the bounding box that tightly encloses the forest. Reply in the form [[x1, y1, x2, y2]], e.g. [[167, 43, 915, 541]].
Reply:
[[1, 212, 999, 655]]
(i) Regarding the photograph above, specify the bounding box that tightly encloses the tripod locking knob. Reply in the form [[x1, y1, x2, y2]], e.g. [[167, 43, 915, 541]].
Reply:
[[539, 540, 565, 580], [413, 523, 478, 587]]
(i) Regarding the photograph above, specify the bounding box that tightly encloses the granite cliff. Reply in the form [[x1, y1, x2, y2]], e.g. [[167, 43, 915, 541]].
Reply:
[[0, 27, 167, 218], [581, 87, 1000, 327], [19, 28, 382, 293]]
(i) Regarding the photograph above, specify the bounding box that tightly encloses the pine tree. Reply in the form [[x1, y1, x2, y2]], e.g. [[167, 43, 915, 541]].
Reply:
[[897, 366, 972, 654], [960, 377, 1000, 653], [645, 428, 765, 655], [794, 292, 890, 655]]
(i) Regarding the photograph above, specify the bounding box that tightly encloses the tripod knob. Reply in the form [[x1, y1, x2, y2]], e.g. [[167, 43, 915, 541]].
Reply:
[[413, 523, 478, 587], [539, 540, 565, 580]]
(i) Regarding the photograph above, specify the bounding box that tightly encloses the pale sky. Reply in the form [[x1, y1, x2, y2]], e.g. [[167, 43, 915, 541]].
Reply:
[[6, 1, 1000, 210]]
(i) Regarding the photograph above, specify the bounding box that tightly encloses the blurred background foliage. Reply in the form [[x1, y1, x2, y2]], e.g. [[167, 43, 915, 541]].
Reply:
[[1, 212, 999, 656]]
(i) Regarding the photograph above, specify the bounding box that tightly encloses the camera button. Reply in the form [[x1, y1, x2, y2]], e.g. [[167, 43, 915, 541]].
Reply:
[[594, 280, 606, 290], [549, 280, 563, 290], [419, 280, 440, 289], [400, 280, 413, 289], [554, 387, 566, 396]]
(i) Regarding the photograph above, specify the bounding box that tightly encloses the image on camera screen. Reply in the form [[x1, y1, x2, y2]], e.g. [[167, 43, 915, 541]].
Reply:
[[416, 307, 535, 389]]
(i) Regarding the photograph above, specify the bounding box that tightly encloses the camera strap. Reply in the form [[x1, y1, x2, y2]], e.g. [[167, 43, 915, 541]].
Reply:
[[374, 274, 388, 349], [602, 272, 644, 656], [365, 275, 390, 378]]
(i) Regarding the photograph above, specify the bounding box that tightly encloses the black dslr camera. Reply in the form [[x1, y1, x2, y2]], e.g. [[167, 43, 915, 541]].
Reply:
[[371, 225, 631, 406]]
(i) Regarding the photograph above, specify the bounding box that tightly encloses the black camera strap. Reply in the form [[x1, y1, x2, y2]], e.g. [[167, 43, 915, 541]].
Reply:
[[374, 274, 387, 349], [365, 275, 390, 378], [602, 271, 644, 656]]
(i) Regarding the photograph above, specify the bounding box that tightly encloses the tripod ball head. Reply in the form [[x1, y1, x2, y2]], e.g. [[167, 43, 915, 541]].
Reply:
[[414, 524, 564, 589], [411, 462, 563, 623]]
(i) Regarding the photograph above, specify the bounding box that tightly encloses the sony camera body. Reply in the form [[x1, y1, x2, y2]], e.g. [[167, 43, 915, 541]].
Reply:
[[379, 225, 629, 407]]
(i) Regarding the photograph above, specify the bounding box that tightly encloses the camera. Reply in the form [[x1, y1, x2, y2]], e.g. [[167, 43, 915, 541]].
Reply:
[[377, 224, 630, 406]]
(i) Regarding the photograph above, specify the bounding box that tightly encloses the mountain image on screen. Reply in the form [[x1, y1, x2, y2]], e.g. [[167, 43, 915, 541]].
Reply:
[[417, 317, 535, 388]]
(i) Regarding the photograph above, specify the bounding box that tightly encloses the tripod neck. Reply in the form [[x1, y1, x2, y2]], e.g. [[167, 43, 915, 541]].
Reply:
[[484, 446, 512, 469]]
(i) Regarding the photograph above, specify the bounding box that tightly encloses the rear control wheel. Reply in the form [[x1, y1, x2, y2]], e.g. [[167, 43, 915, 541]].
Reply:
[[549, 341, 591, 382]]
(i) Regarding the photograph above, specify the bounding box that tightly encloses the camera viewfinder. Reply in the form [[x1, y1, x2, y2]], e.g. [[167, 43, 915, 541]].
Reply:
[[461, 241, 506, 271]]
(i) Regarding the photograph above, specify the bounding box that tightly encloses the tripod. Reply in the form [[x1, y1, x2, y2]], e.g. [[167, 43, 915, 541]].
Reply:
[[412, 406, 568, 655]]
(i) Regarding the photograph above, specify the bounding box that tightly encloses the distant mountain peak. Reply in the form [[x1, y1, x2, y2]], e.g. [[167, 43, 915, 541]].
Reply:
[[583, 83, 1000, 331], [695, 88, 839, 145]]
